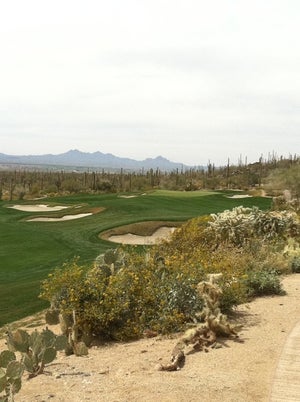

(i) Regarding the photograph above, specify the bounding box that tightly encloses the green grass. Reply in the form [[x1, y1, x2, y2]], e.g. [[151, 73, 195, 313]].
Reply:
[[0, 190, 271, 326]]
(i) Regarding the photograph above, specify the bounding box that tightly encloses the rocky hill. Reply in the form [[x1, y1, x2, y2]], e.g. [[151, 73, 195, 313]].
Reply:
[[0, 149, 192, 172]]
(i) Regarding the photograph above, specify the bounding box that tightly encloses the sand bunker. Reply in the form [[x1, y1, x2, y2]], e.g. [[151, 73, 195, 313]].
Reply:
[[118, 194, 147, 198], [9, 204, 69, 212], [227, 194, 253, 199], [108, 227, 176, 245], [27, 213, 92, 222]]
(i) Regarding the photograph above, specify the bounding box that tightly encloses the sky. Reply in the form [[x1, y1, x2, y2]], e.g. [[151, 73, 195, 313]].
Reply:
[[0, 0, 299, 166]]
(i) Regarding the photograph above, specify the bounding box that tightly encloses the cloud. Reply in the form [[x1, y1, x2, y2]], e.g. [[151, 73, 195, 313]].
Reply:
[[0, 1, 299, 165]]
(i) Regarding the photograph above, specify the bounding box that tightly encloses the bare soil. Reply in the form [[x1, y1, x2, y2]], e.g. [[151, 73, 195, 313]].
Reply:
[[1, 274, 300, 402]]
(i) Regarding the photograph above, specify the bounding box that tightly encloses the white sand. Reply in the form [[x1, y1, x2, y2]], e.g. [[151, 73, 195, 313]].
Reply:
[[118, 194, 147, 198], [227, 194, 253, 199], [27, 213, 92, 222], [9, 204, 69, 212], [108, 227, 176, 245]]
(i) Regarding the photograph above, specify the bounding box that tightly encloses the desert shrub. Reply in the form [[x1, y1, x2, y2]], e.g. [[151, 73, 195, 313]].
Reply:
[[41, 207, 297, 343], [243, 240, 290, 275], [154, 208, 296, 308], [147, 269, 205, 334], [95, 180, 116, 192], [291, 257, 300, 273], [217, 277, 248, 312], [40, 258, 88, 311], [283, 238, 300, 273], [206, 206, 299, 247], [243, 269, 283, 297], [157, 215, 213, 257], [62, 178, 82, 193], [40, 250, 205, 341]]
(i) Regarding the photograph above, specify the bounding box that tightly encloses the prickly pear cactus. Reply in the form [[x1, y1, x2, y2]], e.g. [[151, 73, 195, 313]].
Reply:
[[66, 311, 89, 356], [6, 329, 30, 353], [47, 310, 90, 357], [0, 351, 24, 402], [94, 248, 125, 275], [58, 312, 73, 335], [45, 308, 60, 325], [0, 351, 16, 369], [73, 341, 88, 356], [6, 328, 68, 378]]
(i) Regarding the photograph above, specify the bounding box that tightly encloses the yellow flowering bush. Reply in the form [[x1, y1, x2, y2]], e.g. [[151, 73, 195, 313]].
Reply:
[[154, 208, 299, 310], [40, 250, 205, 341], [40, 207, 299, 342]]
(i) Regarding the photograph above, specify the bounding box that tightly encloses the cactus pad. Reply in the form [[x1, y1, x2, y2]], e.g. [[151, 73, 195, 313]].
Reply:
[[6, 361, 24, 380], [45, 308, 60, 325], [0, 351, 16, 369]]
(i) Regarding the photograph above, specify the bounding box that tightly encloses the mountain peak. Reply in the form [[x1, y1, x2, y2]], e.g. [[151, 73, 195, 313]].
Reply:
[[0, 150, 191, 171]]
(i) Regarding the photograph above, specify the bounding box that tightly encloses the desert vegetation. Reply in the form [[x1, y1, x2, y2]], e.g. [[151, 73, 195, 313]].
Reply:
[[39, 206, 299, 343], [0, 154, 299, 200], [1, 205, 299, 399], [0, 156, 300, 399], [0, 156, 299, 325]]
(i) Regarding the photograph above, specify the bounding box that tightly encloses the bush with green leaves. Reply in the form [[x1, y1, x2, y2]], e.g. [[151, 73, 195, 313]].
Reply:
[[40, 207, 297, 343], [283, 238, 300, 273], [40, 250, 205, 341], [154, 208, 295, 310], [291, 257, 300, 273], [242, 269, 284, 297]]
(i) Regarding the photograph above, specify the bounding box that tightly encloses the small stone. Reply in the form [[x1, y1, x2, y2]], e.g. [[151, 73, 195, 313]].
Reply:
[[99, 369, 109, 374]]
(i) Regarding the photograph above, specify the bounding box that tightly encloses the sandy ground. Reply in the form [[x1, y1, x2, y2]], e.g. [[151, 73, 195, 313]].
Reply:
[[9, 204, 69, 212], [118, 194, 146, 198], [1, 274, 299, 402], [9, 204, 95, 221], [27, 213, 92, 222], [108, 227, 176, 245], [271, 318, 300, 401], [118, 195, 138, 199], [227, 195, 253, 199]]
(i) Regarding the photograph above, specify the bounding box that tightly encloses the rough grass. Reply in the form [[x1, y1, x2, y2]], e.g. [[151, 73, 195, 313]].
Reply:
[[0, 190, 271, 326]]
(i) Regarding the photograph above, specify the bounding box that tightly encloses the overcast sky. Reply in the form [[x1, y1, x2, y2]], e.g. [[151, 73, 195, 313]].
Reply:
[[0, 0, 299, 166]]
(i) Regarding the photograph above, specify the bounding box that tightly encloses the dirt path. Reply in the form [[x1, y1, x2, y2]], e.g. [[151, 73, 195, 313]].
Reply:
[[271, 320, 300, 401], [1, 274, 300, 402]]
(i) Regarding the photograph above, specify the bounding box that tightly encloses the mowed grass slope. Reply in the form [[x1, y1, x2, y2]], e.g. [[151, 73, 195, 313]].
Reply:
[[0, 190, 271, 325]]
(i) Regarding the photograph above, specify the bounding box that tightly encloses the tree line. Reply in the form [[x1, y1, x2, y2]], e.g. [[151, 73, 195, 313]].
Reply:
[[0, 153, 299, 201]]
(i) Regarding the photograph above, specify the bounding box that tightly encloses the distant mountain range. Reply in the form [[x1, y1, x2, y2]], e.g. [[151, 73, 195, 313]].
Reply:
[[0, 149, 192, 171]]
